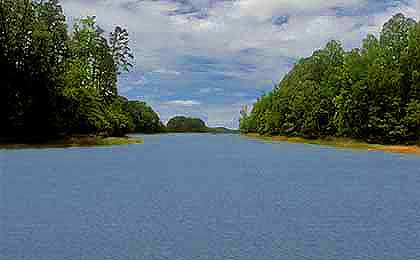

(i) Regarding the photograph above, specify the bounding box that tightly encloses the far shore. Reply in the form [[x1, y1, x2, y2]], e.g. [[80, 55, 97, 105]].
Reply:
[[0, 135, 143, 149], [245, 133, 420, 156]]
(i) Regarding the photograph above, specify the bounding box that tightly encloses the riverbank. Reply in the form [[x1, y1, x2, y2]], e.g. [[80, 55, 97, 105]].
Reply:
[[0, 135, 143, 149], [245, 133, 420, 156]]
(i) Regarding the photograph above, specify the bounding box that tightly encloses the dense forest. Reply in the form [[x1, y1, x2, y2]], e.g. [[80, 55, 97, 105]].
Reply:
[[0, 0, 163, 141], [240, 14, 420, 144]]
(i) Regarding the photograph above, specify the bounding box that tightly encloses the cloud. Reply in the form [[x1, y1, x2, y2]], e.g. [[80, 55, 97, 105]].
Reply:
[[231, 0, 367, 20], [198, 87, 224, 94], [165, 100, 202, 106], [131, 76, 148, 86], [152, 69, 182, 75], [156, 101, 245, 128], [60, 0, 419, 128]]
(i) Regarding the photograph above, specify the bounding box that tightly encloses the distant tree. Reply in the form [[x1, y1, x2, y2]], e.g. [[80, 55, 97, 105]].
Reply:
[[121, 98, 164, 133], [167, 116, 208, 133]]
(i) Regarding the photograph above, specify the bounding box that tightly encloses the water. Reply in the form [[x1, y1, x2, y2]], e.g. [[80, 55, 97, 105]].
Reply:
[[1, 134, 420, 260]]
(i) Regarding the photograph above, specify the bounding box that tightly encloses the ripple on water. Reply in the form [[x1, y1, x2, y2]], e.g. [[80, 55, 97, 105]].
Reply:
[[1, 134, 420, 260]]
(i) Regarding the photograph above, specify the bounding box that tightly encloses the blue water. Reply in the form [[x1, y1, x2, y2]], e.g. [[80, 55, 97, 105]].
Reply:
[[1, 134, 420, 260]]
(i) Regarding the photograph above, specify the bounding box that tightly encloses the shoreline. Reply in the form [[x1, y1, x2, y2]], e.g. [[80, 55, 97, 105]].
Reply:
[[0, 135, 143, 149], [245, 133, 420, 156]]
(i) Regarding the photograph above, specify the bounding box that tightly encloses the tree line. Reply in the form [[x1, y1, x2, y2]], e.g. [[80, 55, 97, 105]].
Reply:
[[0, 0, 164, 141], [240, 14, 420, 144]]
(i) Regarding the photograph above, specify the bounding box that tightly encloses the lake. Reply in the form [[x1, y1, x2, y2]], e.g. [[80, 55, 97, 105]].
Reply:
[[1, 134, 420, 260]]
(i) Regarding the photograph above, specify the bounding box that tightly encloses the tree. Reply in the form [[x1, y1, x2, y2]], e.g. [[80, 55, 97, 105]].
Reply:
[[0, 0, 161, 140], [167, 116, 208, 133], [241, 14, 420, 144], [0, 0, 68, 138], [380, 13, 416, 60], [121, 98, 164, 133], [109, 26, 134, 74]]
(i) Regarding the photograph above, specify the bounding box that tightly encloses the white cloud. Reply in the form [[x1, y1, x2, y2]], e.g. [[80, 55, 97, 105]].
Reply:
[[60, 0, 419, 127], [165, 100, 202, 106], [131, 76, 148, 86], [61, 0, 418, 69], [364, 0, 419, 36], [152, 69, 181, 75], [198, 87, 224, 94], [155, 101, 246, 128], [231, 0, 366, 20]]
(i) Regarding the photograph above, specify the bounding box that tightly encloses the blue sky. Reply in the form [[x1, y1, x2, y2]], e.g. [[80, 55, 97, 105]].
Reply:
[[61, 0, 418, 128]]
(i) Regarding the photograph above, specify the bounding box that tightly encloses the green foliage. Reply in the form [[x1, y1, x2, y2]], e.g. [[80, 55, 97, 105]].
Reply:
[[0, 0, 68, 137], [167, 116, 208, 133], [241, 14, 420, 144], [120, 98, 164, 133], [1, 0, 159, 140], [110, 26, 134, 74], [404, 100, 420, 141]]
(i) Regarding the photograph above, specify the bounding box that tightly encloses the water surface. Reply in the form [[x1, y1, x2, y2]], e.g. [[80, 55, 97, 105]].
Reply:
[[1, 134, 420, 260]]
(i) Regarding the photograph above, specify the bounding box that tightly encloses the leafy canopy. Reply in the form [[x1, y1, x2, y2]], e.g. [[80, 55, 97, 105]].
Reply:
[[240, 14, 420, 144]]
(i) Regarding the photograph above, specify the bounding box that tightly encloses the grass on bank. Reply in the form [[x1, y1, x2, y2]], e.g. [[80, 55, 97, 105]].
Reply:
[[245, 133, 420, 156], [0, 135, 143, 149]]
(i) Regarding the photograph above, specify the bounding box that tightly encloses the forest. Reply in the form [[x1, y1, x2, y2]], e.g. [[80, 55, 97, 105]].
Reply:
[[0, 0, 163, 142], [240, 14, 420, 144]]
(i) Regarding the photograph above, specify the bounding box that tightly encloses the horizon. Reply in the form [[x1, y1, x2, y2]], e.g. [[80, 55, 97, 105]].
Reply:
[[60, 0, 419, 128]]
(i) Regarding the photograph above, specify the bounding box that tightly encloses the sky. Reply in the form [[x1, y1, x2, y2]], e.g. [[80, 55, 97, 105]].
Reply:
[[60, 0, 419, 128]]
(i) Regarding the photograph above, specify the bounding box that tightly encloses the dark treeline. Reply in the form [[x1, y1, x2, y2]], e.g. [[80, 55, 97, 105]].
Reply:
[[166, 116, 238, 133], [166, 116, 208, 133], [240, 14, 420, 144], [0, 0, 163, 141]]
